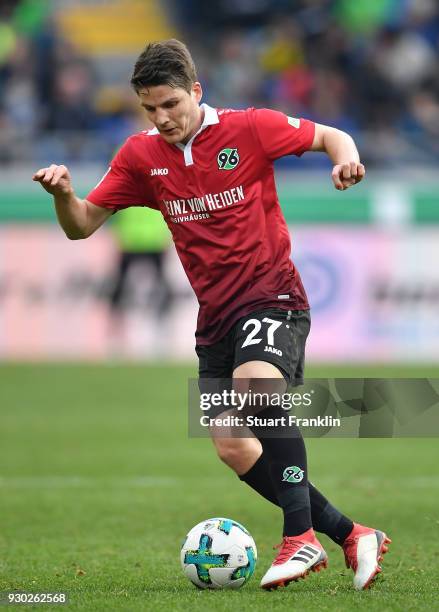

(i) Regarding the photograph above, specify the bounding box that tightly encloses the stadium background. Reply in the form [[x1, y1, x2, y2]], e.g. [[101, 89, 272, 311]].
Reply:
[[1, 1, 438, 610]]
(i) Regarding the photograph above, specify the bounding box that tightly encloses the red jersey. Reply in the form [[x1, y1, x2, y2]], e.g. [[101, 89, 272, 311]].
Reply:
[[87, 105, 315, 345]]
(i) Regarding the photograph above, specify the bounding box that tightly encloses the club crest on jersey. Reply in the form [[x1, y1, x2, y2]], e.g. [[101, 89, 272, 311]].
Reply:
[[217, 148, 239, 170]]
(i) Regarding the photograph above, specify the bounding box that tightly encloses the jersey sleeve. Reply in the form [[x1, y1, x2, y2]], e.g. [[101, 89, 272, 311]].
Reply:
[[251, 108, 315, 161], [86, 139, 150, 211]]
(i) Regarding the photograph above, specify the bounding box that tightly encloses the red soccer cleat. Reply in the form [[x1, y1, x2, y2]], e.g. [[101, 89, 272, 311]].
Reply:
[[343, 523, 392, 590], [260, 528, 328, 590]]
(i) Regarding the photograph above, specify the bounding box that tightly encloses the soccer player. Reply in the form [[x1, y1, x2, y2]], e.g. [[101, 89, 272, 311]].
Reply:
[[33, 39, 390, 591]]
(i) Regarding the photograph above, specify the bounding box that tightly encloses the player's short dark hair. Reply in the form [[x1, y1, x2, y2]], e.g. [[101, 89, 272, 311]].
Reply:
[[131, 39, 197, 93]]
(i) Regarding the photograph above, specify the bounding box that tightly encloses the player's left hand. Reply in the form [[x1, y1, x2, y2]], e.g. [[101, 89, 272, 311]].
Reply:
[[332, 162, 365, 191]]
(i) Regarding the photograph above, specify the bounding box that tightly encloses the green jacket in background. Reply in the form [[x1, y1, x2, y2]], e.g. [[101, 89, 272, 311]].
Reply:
[[111, 207, 171, 253]]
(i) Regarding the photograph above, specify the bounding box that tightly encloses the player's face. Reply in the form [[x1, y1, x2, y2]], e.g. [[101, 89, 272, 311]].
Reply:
[[138, 83, 203, 145]]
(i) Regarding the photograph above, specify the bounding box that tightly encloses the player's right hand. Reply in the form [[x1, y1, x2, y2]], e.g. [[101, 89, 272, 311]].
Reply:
[[331, 162, 365, 191], [32, 164, 73, 196]]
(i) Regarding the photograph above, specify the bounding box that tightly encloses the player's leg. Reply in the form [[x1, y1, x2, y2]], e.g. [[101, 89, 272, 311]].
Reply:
[[148, 251, 173, 318], [213, 417, 390, 590], [199, 325, 317, 544], [307, 484, 392, 589], [230, 309, 393, 589], [232, 359, 327, 588], [196, 335, 264, 480], [235, 435, 355, 542], [110, 251, 133, 311], [210, 423, 262, 476], [197, 315, 390, 589], [107, 252, 135, 354], [233, 360, 313, 536], [277, 312, 391, 589]]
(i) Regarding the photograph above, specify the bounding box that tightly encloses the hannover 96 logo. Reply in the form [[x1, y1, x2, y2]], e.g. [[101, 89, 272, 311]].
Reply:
[[217, 148, 239, 170], [282, 466, 304, 483]]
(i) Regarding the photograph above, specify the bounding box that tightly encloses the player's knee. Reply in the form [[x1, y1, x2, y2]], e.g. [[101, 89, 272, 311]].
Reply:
[[215, 440, 240, 466], [214, 438, 257, 473]]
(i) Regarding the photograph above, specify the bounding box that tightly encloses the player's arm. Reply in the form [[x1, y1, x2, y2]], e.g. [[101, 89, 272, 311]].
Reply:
[[309, 123, 365, 191], [32, 164, 112, 239]]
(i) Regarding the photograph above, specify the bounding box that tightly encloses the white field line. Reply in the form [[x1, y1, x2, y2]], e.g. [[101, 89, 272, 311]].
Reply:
[[312, 475, 439, 488], [0, 476, 178, 488], [0, 475, 438, 488]]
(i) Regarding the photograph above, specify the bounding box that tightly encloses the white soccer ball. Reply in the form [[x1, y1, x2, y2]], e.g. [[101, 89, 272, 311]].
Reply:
[[181, 517, 257, 589]]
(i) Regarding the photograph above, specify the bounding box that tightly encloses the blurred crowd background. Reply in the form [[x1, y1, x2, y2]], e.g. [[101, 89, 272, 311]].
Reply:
[[1, 0, 439, 362], [1, 0, 439, 166]]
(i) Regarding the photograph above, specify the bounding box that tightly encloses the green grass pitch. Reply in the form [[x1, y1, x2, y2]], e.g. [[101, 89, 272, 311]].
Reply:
[[1, 363, 438, 611]]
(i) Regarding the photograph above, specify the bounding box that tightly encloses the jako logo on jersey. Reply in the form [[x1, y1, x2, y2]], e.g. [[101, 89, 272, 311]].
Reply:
[[150, 168, 169, 176], [264, 345, 282, 356], [282, 466, 304, 483], [217, 148, 239, 170]]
